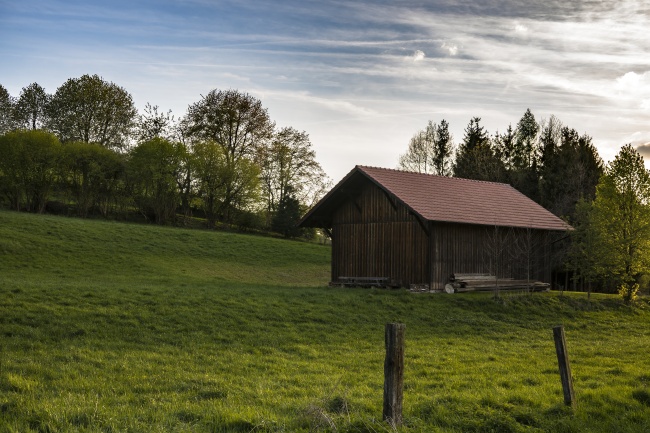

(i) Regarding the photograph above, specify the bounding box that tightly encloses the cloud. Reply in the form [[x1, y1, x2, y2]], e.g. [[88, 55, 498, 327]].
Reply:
[[615, 71, 650, 93], [613, 71, 650, 110], [441, 42, 458, 56], [411, 50, 425, 61], [636, 143, 650, 158], [513, 22, 528, 34]]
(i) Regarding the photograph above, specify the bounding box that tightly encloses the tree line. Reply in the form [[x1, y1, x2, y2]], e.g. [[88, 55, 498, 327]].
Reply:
[[399, 111, 650, 300], [2, 75, 647, 297], [0, 76, 330, 238]]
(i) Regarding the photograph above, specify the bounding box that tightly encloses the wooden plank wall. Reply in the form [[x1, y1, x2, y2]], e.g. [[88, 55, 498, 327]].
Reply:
[[331, 183, 429, 286], [430, 223, 553, 289]]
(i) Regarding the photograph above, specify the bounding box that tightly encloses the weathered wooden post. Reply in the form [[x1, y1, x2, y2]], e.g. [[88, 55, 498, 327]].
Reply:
[[553, 325, 576, 408], [383, 323, 405, 426]]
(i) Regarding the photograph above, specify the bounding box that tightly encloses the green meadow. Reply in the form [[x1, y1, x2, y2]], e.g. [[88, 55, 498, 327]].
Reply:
[[1, 210, 649, 432]]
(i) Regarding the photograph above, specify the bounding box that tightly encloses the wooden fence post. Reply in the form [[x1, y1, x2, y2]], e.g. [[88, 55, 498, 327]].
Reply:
[[553, 325, 576, 408], [383, 323, 405, 426]]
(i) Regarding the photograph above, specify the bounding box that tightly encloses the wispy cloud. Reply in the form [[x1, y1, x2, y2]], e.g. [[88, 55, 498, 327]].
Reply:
[[257, 89, 379, 119]]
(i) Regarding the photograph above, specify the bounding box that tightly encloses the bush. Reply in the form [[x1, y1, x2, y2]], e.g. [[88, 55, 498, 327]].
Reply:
[[0, 130, 61, 213], [618, 283, 640, 304]]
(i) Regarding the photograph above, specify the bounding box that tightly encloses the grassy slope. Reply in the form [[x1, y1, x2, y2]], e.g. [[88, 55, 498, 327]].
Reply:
[[1, 210, 649, 433]]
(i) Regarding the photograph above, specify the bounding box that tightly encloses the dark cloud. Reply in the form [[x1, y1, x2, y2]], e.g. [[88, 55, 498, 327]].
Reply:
[[636, 143, 650, 158]]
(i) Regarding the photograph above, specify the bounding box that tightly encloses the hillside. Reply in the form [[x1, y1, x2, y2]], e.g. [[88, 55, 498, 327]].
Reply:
[[1, 210, 649, 432]]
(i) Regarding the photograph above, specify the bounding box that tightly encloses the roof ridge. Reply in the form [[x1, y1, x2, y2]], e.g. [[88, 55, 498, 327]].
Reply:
[[357, 165, 511, 187]]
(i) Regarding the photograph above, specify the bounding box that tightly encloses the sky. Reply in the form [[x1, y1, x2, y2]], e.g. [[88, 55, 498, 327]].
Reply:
[[1, 0, 649, 182]]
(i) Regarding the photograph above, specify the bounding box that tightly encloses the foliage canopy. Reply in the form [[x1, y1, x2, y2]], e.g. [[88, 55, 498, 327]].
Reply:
[[46, 74, 137, 149]]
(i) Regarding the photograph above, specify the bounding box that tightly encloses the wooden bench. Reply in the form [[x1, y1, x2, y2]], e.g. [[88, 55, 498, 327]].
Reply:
[[333, 276, 390, 288]]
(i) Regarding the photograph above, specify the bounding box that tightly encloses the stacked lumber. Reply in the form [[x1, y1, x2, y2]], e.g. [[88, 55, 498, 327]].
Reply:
[[444, 273, 550, 294]]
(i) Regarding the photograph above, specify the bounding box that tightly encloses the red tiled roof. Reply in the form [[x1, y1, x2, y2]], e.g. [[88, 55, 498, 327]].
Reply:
[[358, 166, 570, 231], [301, 165, 571, 231]]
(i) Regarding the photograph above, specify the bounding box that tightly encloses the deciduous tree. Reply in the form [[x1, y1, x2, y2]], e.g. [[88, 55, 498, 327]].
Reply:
[[186, 89, 273, 221], [128, 138, 183, 224], [590, 144, 650, 302], [192, 140, 260, 227], [47, 74, 137, 149], [186, 89, 274, 163], [259, 127, 329, 219], [399, 122, 435, 174], [0, 84, 16, 134], [0, 130, 61, 212], [191, 140, 228, 227], [14, 83, 50, 130], [399, 120, 453, 175], [136, 103, 174, 142], [59, 142, 125, 217]]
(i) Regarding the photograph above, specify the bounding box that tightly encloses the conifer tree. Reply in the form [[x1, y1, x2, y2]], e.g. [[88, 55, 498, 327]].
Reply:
[[453, 117, 505, 182], [272, 186, 303, 238]]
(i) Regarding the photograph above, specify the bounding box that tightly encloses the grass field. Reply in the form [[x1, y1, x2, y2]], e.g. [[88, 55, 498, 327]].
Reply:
[[1, 210, 650, 432]]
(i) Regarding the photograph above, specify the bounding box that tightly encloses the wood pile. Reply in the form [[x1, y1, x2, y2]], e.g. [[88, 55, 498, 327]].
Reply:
[[445, 273, 550, 294]]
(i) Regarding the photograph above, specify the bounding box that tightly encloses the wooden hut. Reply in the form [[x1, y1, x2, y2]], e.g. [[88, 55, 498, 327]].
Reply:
[[299, 166, 571, 291]]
